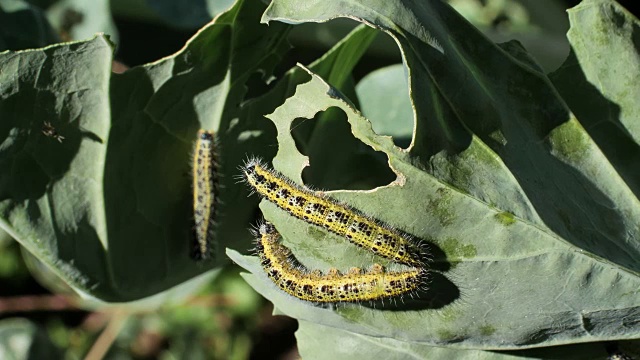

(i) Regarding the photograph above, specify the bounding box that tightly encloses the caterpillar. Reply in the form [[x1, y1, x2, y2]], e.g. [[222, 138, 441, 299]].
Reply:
[[241, 157, 426, 267], [191, 129, 219, 260], [254, 222, 426, 303]]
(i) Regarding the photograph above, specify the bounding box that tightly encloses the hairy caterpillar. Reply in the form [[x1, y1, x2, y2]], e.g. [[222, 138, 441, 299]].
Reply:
[[241, 158, 426, 267], [254, 222, 426, 303], [191, 129, 219, 260]]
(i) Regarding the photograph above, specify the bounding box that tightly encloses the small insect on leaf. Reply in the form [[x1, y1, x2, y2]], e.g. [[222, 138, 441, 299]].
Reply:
[[42, 122, 65, 143]]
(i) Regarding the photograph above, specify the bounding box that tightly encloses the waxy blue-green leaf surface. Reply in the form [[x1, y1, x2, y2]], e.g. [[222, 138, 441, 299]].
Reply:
[[228, 0, 640, 350], [295, 320, 613, 360], [355, 64, 413, 146], [550, 0, 640, 197], [0, 0, 290, 302]]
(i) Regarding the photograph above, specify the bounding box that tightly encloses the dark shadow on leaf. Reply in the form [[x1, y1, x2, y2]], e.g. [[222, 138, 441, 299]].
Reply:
[[492, 340, 610, 359], [1, 0, 292, 302], [0, 64, 108, 296], [550, 48, 640, 198], [401, 1, 639, 274], [358, 238, 455, 311], [291, 107, 396, 191], [0, 4, 59, 51], [360, 271, 459, 311]]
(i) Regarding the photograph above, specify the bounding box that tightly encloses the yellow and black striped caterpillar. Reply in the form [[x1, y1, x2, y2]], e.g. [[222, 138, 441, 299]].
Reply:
[[241, 157, 427, 267], [254, 222, 427, 303], [191, 129, 219, 260]]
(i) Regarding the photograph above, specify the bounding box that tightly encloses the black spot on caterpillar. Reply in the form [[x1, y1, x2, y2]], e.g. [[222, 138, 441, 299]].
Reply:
[[254, 222, 427, 303], [191, 129, 219, 261], [241, 157, 427, 267]]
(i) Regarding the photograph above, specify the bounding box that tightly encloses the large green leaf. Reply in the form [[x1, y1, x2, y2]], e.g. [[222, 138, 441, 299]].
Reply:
[[295, 320, 613, 360], [0, 0, 290, 302], [228, 0, 640, 350], [241, 23, 389, 193], [550, 0, 640, 197], [355, 63, 413, 147]]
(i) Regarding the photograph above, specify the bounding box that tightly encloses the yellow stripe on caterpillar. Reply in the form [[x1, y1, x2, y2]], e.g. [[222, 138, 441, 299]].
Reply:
[[192, 129, 218, 260], [241, 158, 426, 267], [254, 222, 427, 303]]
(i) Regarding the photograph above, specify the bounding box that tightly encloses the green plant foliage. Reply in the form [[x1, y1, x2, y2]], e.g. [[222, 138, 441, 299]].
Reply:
[[0, 227, 11, 246], [0, 0, 290, 302], [550, 0, 640, 197], [355, 64, 413, 145], [111, 0, 235, 29], [0, 0, 118, 45], [0, 318, 63, 359], [0, 0, 60, 51], [447, 0, 530, 30], [228, 0, 640, 350], [295, 320, 614, 360], [44, 0, 118, 43], [2, 0, 639, 356]]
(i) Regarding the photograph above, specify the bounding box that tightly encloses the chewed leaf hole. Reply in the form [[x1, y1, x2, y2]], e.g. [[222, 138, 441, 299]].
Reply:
[[289, 107, 395, 191]]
